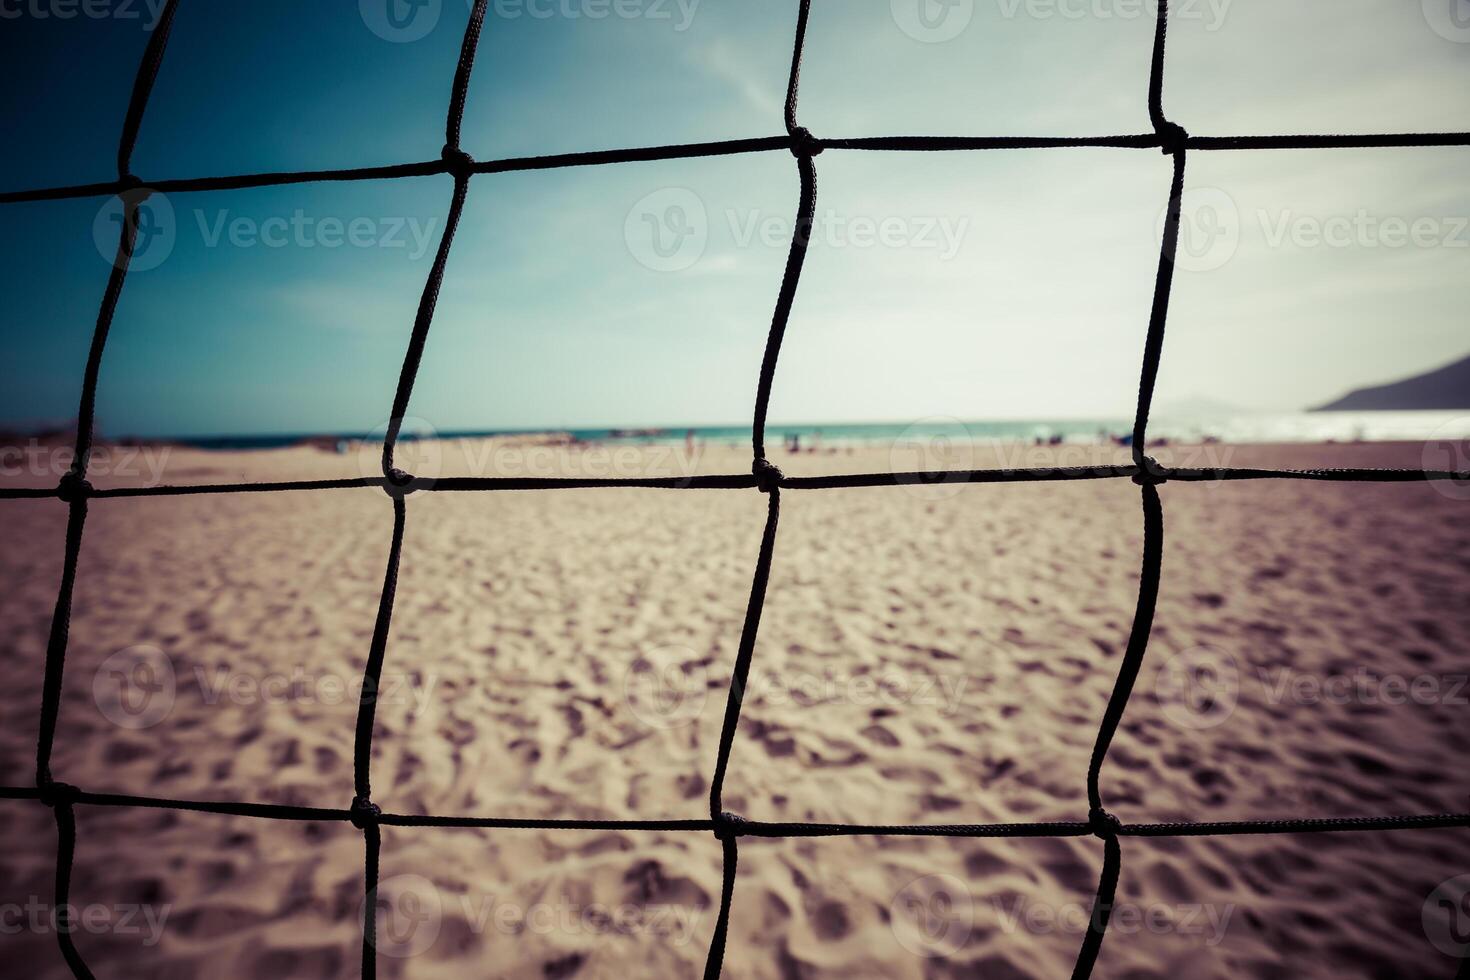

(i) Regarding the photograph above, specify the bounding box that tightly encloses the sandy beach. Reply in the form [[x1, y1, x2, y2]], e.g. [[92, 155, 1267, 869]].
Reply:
[[1, 437, 1466, 979]]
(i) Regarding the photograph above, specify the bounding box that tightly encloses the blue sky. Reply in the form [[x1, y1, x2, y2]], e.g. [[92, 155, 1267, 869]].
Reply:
[[2, 0, 1468, 438]]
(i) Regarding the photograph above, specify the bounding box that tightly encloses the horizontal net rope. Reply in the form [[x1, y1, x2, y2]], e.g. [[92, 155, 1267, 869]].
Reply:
[[8, 132, 1470, 205], [4, 785, 1469, 837], [4, 462, 1470, 503], [2, 0, 1468, 977]]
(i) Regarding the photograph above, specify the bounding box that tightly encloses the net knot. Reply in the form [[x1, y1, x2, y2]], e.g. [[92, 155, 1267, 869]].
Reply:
[[1156, 120, 1189, 155], [39, 781, 79, 809], [752, 458, 784, 493], [349, 796, 382, 829], [789, 126, 823, 158], [57, 472, 93, 503], [441, 144, 475, 178], [384, 467, 420, 498], [1088, 807, 1121, 841], [117, 172, 151, 198], [1131, 456, 1168, 487], [714, 811, 746, 841]]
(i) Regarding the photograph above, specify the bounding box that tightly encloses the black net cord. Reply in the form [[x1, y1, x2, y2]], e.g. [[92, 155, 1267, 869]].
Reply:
[[1065, 1, 1187, 972], [33, 182, 155, 793], [29, 4, 183, 978], [35, 0, 181, 785], [6, 779, 1465, 836], [701, 835, 740, 980], [702, 3, 817, 976], [349, 4, 491, 979], [361, 821, 383, 980], [749, 1, 819, 464], [1084, 484, 1166, 819], [1071, 835, 1123, 980], [377, 0, 488, 478], [12, 133, 1470, 207], [51, 796, 97, 980], [351, 493, 408, 804], [2, 460, 1465, 507]]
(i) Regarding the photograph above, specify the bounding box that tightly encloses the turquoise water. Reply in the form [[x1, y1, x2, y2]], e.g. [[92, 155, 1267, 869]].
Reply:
[[171, 411, 1470, 450]]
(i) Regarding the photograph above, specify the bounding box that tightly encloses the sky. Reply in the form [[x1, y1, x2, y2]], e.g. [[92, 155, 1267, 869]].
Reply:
[[1, 0, 1468, 438]]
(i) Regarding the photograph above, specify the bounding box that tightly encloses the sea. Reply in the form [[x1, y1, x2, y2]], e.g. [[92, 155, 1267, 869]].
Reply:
[[169, 411, 1470, 451]]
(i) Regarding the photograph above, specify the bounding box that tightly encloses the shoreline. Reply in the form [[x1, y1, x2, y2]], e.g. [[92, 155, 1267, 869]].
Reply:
[[5, 407, 1469, 455]]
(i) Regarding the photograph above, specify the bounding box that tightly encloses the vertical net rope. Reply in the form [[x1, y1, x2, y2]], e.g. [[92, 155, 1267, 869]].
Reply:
[[2, 1, 1468, 977]]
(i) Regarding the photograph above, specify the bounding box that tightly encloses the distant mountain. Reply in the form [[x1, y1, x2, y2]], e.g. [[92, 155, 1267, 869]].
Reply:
[[1312, 353, 1470, 412]]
